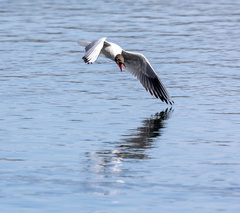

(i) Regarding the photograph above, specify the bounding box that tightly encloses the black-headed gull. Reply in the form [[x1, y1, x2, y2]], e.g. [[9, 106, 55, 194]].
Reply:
[[77, 37, 174, 105]]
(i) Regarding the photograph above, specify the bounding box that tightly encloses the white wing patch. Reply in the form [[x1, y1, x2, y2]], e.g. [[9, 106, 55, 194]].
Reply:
[[79, 37, 107, 64]]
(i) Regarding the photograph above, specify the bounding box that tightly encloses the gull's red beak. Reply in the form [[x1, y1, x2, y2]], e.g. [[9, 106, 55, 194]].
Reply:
[[118, 63, 126, 72]]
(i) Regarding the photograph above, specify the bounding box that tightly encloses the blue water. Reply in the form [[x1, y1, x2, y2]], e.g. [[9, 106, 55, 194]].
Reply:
[[0, 0, 240, 212]]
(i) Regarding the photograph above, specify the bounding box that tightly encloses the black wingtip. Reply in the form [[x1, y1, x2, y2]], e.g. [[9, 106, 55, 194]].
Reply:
[[149, 77, 174, 105], [165, 99, 174, 105], [82, 56, 90, 63]]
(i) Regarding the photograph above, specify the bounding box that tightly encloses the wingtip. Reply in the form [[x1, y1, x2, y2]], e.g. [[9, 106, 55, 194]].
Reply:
[[166, 99, 174, 105], [82, 56, 91, 64]]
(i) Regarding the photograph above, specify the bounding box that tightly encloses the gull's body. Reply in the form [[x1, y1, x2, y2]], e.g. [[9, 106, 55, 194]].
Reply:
[[77, 37, 174, 105]]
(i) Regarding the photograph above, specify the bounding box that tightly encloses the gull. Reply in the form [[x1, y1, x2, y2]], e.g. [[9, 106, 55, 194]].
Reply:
[[77, 37, 174, 105]]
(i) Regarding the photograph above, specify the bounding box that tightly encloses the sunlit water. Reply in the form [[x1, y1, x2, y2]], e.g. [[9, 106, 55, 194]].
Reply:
[[0, 0, 240, 212]]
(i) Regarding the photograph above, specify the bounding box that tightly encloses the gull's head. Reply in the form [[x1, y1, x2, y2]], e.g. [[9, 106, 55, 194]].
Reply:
[[115, 54, 126, 72]]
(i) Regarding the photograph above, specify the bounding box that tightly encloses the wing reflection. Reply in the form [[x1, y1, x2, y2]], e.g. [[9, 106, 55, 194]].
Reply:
[[82, 108, 173, 178], [115, 107, 173, 159]]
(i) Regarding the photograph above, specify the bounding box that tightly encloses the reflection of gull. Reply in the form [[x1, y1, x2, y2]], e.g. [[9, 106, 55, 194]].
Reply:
[[116, 107, 173, 159], [81, 108, 173, 192], [124, 108, 173, 144]]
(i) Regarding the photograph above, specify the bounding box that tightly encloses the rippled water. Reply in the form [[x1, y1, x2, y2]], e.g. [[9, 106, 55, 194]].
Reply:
[[1, 0, 240, 212]]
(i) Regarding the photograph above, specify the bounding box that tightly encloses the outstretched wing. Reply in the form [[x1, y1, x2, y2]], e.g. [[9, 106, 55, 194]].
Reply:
[[122, 50, 174, 105], [77, 37, 107, 64]]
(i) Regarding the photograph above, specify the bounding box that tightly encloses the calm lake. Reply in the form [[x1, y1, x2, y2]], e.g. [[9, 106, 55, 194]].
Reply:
[[0, 0, 240, 212]]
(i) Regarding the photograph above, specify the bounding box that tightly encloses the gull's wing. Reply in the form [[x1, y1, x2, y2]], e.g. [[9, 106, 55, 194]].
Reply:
[[122, 50, 174, 105], [77, 37, 107, 64]]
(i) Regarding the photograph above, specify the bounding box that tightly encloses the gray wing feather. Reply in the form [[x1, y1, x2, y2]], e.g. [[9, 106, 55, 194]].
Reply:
[[122, 50, 174, 104]]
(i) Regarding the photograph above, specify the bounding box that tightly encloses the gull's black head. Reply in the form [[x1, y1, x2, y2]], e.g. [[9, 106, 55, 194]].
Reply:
[[115, 54, 126, 72]]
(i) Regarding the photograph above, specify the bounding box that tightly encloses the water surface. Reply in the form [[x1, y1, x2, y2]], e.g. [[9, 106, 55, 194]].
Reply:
[[0, 0, 240, 212]]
